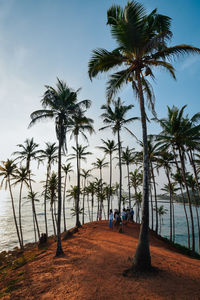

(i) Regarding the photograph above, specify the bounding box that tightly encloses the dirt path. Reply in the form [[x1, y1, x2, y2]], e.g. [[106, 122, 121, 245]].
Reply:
[[1, 221, 200, 299]]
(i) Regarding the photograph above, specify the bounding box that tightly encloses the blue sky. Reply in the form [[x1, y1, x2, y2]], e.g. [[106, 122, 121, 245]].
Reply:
[[0, 0, 200, 187]]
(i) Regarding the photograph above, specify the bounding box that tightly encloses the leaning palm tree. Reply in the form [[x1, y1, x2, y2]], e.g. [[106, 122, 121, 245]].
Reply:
[[12, 166, 30, 248], [0, 160, 22, 249], [100, 98, 137, 213], [97, 139, 118, 217], [39, 142, 58, 236], [88, 1, 200, 271], [29, 78, 91, 256], [13, 138, 41, 241]]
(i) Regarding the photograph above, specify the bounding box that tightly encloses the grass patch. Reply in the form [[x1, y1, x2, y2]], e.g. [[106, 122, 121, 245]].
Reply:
[[12, 256, 27, 270], [4, 276, 24, 294]]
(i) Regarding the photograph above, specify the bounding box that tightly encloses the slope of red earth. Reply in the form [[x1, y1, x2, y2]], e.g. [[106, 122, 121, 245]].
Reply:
[[1, 221, 200, 299]]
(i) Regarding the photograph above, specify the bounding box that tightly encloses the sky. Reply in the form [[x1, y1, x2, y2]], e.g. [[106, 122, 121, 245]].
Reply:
[[0, 0, 200, 190]]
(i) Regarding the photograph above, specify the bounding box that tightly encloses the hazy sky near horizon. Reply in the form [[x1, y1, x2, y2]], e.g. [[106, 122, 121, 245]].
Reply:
[[0, 0, 200, 188]]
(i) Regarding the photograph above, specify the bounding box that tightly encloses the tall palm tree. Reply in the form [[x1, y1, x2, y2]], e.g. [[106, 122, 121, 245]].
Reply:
[[29, 78, 90, 256], [121, 146, 135, 208], [86, 181, 96, 221], [68, 108, 94, 226], [97, 139, 118, 218], [46, 172, 58, 236], [25, 191, 40, 241], [0, 160, 22, 249], [13, 167, 30, 248], [70, 145, 92, 227], [39, 142, 58, 236], [13, 138, 41, 241], [100, 98, 137, 213], [62, 162, 73, 231], [156, 150, 176, 242], [81, 169, 92, 224], [161, 182, 179, 241], [172, 171, 190, 248], [88, 1, 200, 270], [92, 157, 108, 219], [154, 205, 168, 235]]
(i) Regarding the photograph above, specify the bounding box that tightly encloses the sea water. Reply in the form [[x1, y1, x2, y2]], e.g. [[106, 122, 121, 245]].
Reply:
[[0, 190, 199, 253]]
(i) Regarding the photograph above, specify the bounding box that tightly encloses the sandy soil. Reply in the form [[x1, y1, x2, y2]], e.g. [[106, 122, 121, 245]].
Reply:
[[1, 221, 200, 300]]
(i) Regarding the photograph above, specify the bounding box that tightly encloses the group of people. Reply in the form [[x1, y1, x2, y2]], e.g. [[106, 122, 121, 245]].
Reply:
[[109, 207, 134, 229]]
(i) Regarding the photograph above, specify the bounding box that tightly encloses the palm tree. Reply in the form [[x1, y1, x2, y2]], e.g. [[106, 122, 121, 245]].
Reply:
[[12, 167, 30, 248], [70, 145, 92, 227], [121, 146, 135, 208], [97, 139, 118, 218], [29, 78, 90, 256], [88, 1, 200, 271], [0, 160, 22, 249], [156, 150, 176, 242], [39, 142, 58, 236], [92, 157, 108, 219], [154, 205, 168, 235], [86, 181, 96, 221], [81, 169, 92, 224], [68, 108, 94, 226], [100, 98, 137, 213], [62, 162, 73, 231], [172, 171, 190, 248], [161, 182, 179, 242], [46, 172, 58, 236], [13, 138, 41, 241]]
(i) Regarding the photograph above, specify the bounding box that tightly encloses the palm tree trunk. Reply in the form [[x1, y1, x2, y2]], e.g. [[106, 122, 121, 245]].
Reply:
[[51, 205, 56, 236], [28, 171, 40, 240], [173, 147, 190, 248], [99, 168, 103, 220], [108, 153, 112, 218], [44, 164, 50, 237], [188, 150, 200, 252], [56, 123, 64, 256], [178, 147, 195, 252], [87, 192, 91, 222], [82, 180, 86, 225], [132, 72, 151, 271], [150, 162, 158, 234], [92, 192, 94, 222], [117, 130, 122, 213], [165, 168, 173, 241], [127, 163, 131, 208], [19, 181, 24, 248], [8, 177, 22, 249], [76, 136, 81, 227], [150, 185, 154, 230], [63, 173, 67, 231], [191, 186, 200, 253]]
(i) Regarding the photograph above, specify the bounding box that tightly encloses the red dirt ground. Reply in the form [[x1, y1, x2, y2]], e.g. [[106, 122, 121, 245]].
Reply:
[[1, 221, 200, 299]]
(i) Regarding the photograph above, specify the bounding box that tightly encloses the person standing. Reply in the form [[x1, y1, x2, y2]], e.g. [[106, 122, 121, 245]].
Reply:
[[109, 209, 113, 229]]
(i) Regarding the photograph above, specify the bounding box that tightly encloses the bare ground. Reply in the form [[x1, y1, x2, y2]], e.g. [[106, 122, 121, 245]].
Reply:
[[1, 221, 200, 299]]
